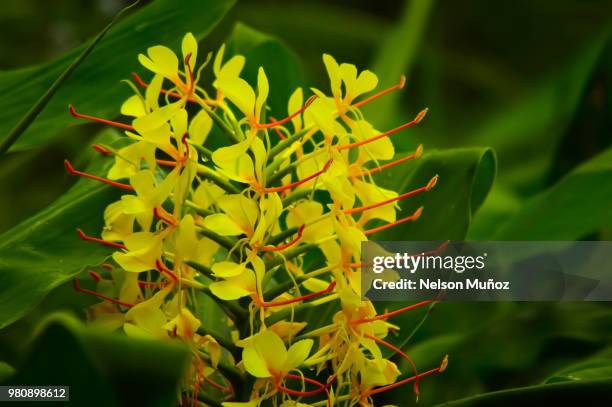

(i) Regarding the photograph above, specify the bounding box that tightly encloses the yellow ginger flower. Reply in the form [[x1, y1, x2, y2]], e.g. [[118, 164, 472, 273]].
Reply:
[[66, 32, 447, 406]]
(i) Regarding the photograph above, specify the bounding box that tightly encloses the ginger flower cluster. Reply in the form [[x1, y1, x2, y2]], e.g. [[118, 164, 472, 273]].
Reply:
[[67, 32, 447, 406]]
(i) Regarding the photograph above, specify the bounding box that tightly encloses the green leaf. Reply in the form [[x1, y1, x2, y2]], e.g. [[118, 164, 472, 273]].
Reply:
[[0, 0, 235, 153], [432, 379, 612, 407], [364, 0, 435, 127], [0, 1, 138, 156], [7, 313, 189, 407], [495, 147, 612, 239], [375, 147, 496, 240], [0, 130, 124, 329], [546, 349, 612, 383], [0, 361, 15, 383]]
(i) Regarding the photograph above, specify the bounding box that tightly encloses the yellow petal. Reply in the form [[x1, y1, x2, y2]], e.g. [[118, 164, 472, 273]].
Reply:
[[189, 109, 213, 145], [242, 346, 271, 378], [284, 339, 314, 371], [215, 76, 256, 118], [212, 261, 246, 278], [288, 87, 303, 131], [121, 95, 146, 117], [322, 54, 341, 98], [193, 181, 225, 210], [217, 194, 259, 236], [139, 45, 179, 80], [203, 213, 244, 236], [255, 67, 269, 122], [181, 32, 198, 69]]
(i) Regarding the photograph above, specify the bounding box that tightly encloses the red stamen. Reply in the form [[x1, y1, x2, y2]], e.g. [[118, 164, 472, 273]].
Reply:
[[352, 75, 406, 108], [364, 333, 420, 395], [184, 53, 195, 94], [336, 109, 428, 151], [350, 300, 432, 325], [366, 356, 448, 396], [92, 144, 112, 155], [256, 96, 317, 129], [153, 207, 178, 226], [269, 119, 287, 140], [262, 160, 333, 193], [73, 278, 133, 308], [259, 281, 336, 308], [181, 133, 190, 161], [203, 376, 231, 393], [89, 271, 103, 282], [278, 373, 326, 397], [101, 263, 114, 270], [357, 145, 423, 177], [131, 72, 199, 104], [65, 160, 134, 190], [77, 228, 127, 250], [364, 207, 423, 235], [156, 259, 179, 284], [345, 176, 437, 216], [261, 224, 305, 252], [69, 104, 134, 131]]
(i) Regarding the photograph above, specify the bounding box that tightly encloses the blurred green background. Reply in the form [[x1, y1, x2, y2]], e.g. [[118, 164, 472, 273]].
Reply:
[[0, 0, 611, 406]]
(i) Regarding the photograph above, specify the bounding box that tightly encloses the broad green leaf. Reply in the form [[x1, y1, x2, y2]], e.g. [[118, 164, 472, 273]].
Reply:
[[431, 379, 612, 407], [463, 30, 610, 192], [0, 130, 124, 329], [0, 1, 138, 156], [0, 361, 14, 383], [6, 313, 189, 406], [0, 0, 235, 152], [374, 147, 496, 240], [228, 22, 302, 119], [546, 348, 612, 383], [495, 147, 612, 239], [364, 0, 435, 127]]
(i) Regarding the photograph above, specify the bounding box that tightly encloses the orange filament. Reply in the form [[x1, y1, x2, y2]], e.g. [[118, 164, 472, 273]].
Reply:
[[365, 360, 446, 396], [89, 271, 103, 282], [261, 224, 305, 252], [101, 263, 114, 270], [350, 299, 432, 325], [153, 207, 178, 226], [258, 281, 337, 308], [336, 109, 428, 151], [364, 333, 420, 395], [131, 72, 199, 104], [65, 160, 134, 190], [155, 259, 179, 284], [92, 144, 112, 155], [184, 53, 195, 95], [357, 145, 423, 177], [364, 206, 423, 235], [203, 376, 231, 393], [89, 270, 164, 289], [77, 228, 127, 250], [262, 160, 333, 193], [269, 119, 287, 140], [352, 75, 406, 108], [278, 373, 326, 397], [256, 95, 317, 129], [69, 104, 134, 131], [73, 278, 133, 308], [345, 176, 437, 216]]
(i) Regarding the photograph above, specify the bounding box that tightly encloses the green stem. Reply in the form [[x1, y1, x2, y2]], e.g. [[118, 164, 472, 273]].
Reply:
[[264, 243, 318, 270], [282, 190, 311, 207], [265, 226, 300, 246], [197, 164, 240, 194]]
